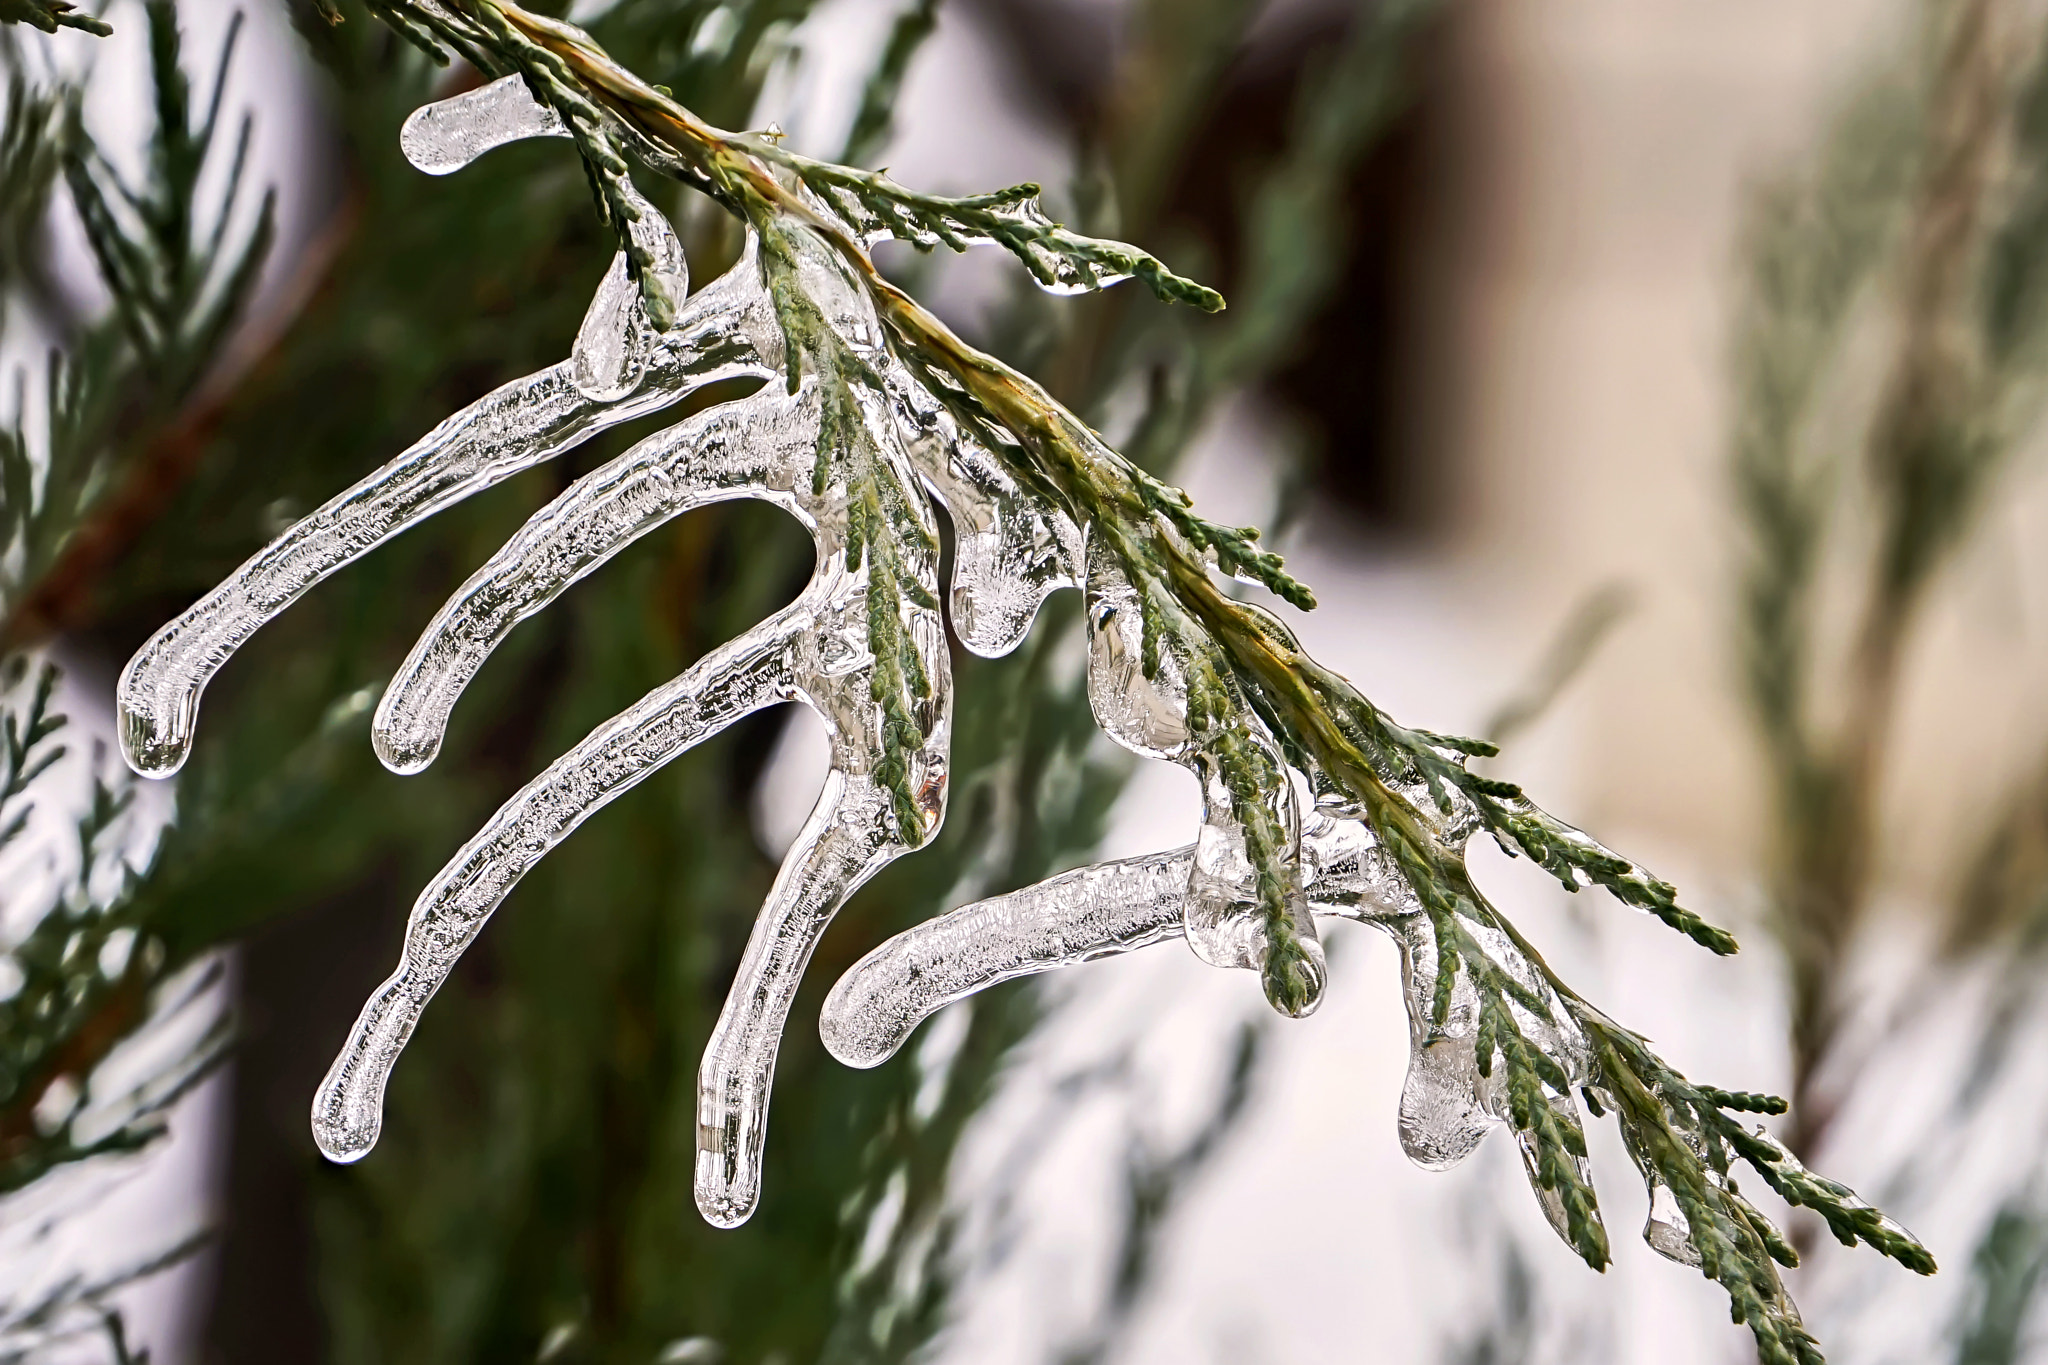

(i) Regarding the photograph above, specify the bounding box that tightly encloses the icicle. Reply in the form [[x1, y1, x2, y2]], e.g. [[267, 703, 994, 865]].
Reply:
[[823, 793, 1591, 1248], [823, 809, 1409, 1068], [373, 384, 809, 773], [399, 73, 568, 176], [304, 215, 950, 1230], [1079, 533, 1321, 1014], [116, 236, 780, 780], [315, 591, 823, 1161], [822, 850, 1193, 1069], [886, 364, 1082, 658]]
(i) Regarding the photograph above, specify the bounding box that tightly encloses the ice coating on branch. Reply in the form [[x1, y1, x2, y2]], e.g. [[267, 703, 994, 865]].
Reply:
[[823, 799, 1599, 1258], [1183, 728, 1323, 1018], [1385, 913, 1493, 1169], [399, 73, 568, 175], [308, 216, 949, 1230], [888, 367, 1082, 657], [109, 61, 1653, 1247], [805, 180, 1137, 298], [115, 238, 775, 779], [1079, 539, 1320, 1013]]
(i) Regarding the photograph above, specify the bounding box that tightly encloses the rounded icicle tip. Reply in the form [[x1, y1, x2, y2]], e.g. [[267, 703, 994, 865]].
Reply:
[[1261, 932, 1327, 1019], [817, 963, 914, 1070], [369, 694, 441, 776], [310, 1089, 381, 1165], [116, 694, 195, 779]]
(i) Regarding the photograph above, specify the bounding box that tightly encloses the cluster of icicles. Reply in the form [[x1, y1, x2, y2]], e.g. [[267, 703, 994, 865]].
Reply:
[[114, 78, 1603, 1240]]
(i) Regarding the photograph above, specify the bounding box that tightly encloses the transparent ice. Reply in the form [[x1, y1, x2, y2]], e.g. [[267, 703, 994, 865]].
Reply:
[[115, 76, 1586, 1238], [1078, 539, 1324, 1009], [398, 74, 567, 175], [823, 795, 1598, 1255]]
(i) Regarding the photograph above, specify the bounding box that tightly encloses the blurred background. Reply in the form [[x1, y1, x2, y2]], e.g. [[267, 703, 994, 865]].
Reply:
[[5, 0, 2048, 1360]]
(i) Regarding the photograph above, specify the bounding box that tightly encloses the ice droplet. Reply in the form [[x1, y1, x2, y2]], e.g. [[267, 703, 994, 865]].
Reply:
[[316, 591, 824, 1162], [888, 365, 1082, 658], [399, 74, 568, 175], [571, 179, 690, 399], [1644, 1176, 1703, 1267], [1389, 913, 1494, 1170], [1083, 545, 1188, 759]]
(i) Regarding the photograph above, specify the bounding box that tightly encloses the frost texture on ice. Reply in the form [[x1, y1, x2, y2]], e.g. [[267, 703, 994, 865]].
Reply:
[[113, 75, 1582, 1235]]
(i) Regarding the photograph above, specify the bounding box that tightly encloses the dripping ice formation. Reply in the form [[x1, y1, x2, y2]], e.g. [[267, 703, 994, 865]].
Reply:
[[113, 75, 1569, 1242], [821, 802, 1598, 1254]]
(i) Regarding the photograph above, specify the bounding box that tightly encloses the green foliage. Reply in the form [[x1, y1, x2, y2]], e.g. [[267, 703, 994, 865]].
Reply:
[[62, 2, 275, 388], [771, 155, 1227, 312], [1732, 0, 2048, 1164], [836, 0, 935, 169], [0, 0, 107, 38], [1954, 1201, 2048, 1365]]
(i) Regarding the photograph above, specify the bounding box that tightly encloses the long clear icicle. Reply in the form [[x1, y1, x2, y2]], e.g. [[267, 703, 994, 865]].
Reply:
[[116, 220, 773, 781], [373, 385, 804, 773], [316, 595, 815, 1161]]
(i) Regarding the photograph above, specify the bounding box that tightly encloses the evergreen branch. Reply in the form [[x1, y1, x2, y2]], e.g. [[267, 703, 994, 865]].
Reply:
[[1478, 993, 1610, 1270], [0, 669, 187, 1194], [315, 5, 1930, 1352], [769, 153, 1226, 312], [0, 0, 274, 649], [0, 0, 108, 37]]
